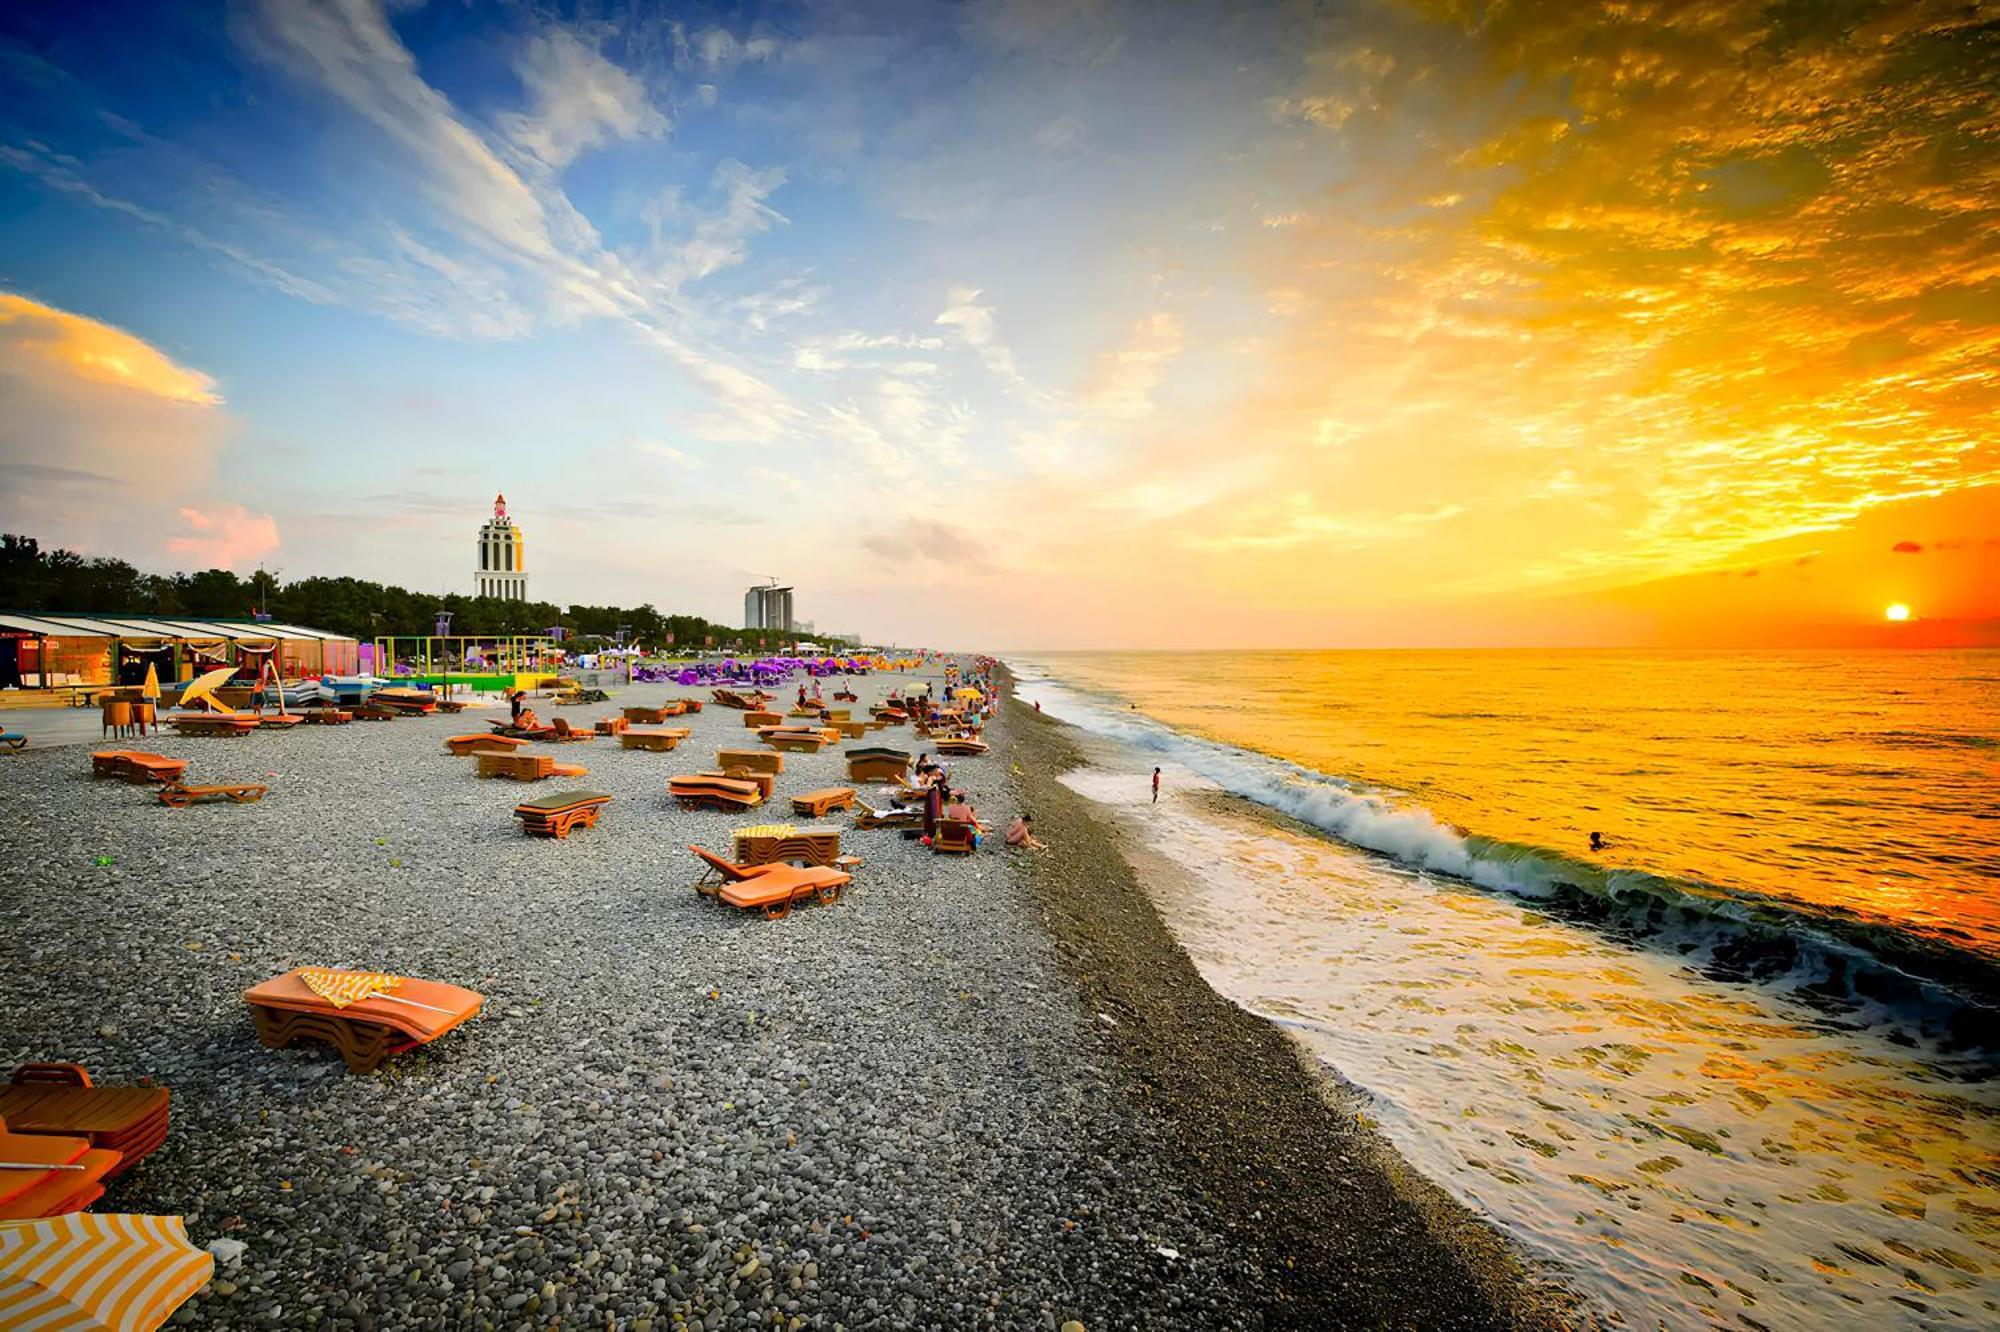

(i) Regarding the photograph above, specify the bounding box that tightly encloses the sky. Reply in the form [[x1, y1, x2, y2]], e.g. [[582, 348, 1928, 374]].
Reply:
[[0, 0, 1994, 649]]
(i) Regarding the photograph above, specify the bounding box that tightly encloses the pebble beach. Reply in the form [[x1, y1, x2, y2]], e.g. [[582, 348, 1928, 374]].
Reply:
[[0, 665, 1549, 1329]]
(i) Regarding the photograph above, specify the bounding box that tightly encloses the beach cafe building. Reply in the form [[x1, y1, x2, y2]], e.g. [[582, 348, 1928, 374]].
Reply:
[[0, 613, 359, 700]]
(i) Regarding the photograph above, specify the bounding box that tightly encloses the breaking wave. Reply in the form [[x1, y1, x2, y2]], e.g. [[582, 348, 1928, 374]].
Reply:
[[1010, 661, 2000, 1054]]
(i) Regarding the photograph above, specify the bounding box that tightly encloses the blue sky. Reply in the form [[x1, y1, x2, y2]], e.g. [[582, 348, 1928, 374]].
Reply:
[[2, 1, 1993, 646]]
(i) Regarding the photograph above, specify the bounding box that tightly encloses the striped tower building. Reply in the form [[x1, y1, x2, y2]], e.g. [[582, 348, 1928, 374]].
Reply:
[[474, 493, 527, 601]]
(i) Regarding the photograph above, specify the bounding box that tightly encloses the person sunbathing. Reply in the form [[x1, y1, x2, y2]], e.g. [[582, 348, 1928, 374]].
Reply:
[[1005, 815, 1045, 851]]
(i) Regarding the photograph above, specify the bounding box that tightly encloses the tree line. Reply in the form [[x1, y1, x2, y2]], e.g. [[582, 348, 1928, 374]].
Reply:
[[0, 535, 802, 652]]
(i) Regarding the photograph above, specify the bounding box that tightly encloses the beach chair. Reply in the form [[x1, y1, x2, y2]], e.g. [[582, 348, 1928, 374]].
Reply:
[[733, 825, 844, 868], [0, 730, 25, 752], [687, 844, 787, 894], [846, 747, 911, 782], [546, 717, 593, 743], [703, 768, 776, 799], [853, 798, 920, 830], [593, 716, 629, 736], [621, 727, 690, 752], [476, 752, 587, 782], [156, 781, 267, 809], [831, 719, 870, 740], [717, 748, 783, 776], [623, 705, 670, 725], [349, 703, 399, 721], [369, 688, 438, 715], [243, 968, 483, 1074], [301, 708, 353, 724], [715, 864, 851, 919], [0, 1064, 169, 1179], [0, 1118, 120, 1219], [668, 774, 764, 811], [709, 689, 750, 710], [256, 712, 305, 729], [489, 719, 556, 740], [932, 819, 979, 854], [445, 733, 527, 756], [933, 736, 989, 756], [744, 710, 783, 728], [791, 787, 857, 819], [513, 790, 612, 839], [89, 751, 189, 785]]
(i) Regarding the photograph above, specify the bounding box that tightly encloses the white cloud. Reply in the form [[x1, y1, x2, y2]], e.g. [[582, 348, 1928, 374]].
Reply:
[[1083, 311, 1185, 419], [500, 28, 667, 171], [936, 286, 1018, 379]]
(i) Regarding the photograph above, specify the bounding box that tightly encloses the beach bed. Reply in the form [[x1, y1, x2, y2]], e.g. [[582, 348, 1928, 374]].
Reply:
[[669, 774, 764, 812], [90, 751, 189, 785], [368, 688, 438, 715], [733, 824, 845, 869], [854, 798, 920, 829], [445, 733, 527, 756], [760, 727, 833, 754], [594, 716, 629, 736], [717, 748, 783, 776], [622, 705, 671, 725], [476, 753, 587, 782], [791, 786, 857, 818], [621, 727, 691, 752], [716, 864, 850, 919], [513, 790, 612, 839], [701, 768, 775, 799], [933, 736, 989, 756], [166, 713, 256, 738], [243, 968, 483, 1074], [0, 1064, 170, 1179], [744, 710, 784, 728], [156, 781, 268, 809], [0, 1121, 119, 1219], [300, 708, 353, 724], [256, 713, 305, 729], [846, 747, 911, 782]]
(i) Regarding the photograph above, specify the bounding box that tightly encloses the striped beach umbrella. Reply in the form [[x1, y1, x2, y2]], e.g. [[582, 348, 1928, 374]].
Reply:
[[298, 968, 403, 1009], [0, 1213, 213, 1330]]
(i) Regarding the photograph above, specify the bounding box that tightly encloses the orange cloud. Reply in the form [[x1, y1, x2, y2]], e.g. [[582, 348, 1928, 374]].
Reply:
[[0, 292, 220, 405]]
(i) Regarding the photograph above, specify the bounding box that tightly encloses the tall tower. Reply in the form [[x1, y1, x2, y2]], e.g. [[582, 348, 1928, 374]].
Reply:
[[475, 493, 527, 601]]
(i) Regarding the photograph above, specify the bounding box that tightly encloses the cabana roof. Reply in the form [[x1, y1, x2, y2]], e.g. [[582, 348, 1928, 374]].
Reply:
[[0, 612, 355, 643]]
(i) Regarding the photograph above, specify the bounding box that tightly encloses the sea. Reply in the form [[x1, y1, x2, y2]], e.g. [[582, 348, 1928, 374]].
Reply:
[[1008, 649, 1999, 1331]]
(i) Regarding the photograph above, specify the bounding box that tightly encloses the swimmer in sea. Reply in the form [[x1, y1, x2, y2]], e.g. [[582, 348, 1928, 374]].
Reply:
[[1589, 831, 1606, 852]]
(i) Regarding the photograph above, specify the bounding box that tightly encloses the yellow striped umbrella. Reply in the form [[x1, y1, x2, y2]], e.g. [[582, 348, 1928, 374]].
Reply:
[[0, 1213, 213, 1331], [298, 967, 403, 1009]]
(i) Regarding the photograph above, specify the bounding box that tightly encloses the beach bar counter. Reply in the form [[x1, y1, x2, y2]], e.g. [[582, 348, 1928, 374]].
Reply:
[[0, 613, 359, 704]]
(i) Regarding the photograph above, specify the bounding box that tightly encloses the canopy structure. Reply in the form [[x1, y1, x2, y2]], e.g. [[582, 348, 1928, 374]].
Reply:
[[0, 613, 359, 695], [372, 634, 564, 692]]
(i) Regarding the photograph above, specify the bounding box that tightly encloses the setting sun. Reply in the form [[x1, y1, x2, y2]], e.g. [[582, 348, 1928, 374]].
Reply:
[[1885, 604, 1912, 622]]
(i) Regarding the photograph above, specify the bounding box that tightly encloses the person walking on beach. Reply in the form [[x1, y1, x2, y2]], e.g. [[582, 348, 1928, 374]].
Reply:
[[1152, 767, 1161, 804], [509, 689, 524, 725]]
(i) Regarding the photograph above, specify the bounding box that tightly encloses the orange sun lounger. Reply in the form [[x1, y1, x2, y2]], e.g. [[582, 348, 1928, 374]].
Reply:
[[669, 774, 764, 811], [791, 787, 857, 818], [91, 751, 190, 785], [846, 747, 911, 782], [854, 798, 921, 829], [446, 733, 528, 756], [621, 726, 691, 752], [156, 781, 267, 809], [622, 705, 670, 724], [716, 748, 783, 776], [687, 843, 787, 893], [743, 710, 784, 728], [933, 736, 990, 756], [513, 790, 612, 838], [166, 713, 256, 737], [243, 969, 483, 1074], [760, 727, 832, 754], [716, 864, 851, 919], [300, 707, 353, 724], [594, 716, 629, 736], [546, 718, 594, 742], [0, 1064, 169, 1179], [477, 752, 587, 781], [0, 1119, 120, 1219], [702, 768, 775, 799]]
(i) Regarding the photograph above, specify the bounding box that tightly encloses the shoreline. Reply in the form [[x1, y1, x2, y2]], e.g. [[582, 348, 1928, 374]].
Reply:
[[1000, 666, 1566, 1328]]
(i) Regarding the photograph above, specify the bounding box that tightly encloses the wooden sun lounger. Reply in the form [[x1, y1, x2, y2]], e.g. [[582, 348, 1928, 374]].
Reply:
[[513, 790, 613, 839], [716, 748, 783, 776], [0, 1064, 169, 1179], [846, 747, 912, 781], [476, 753, 587, 781], [621, 727, 691, 752], [669, 774, 764, 811], [744, 710, 784, 728], [854, 798, 920, 829], [933, 736, 989, 756], [761, 728, 830, 754], [594, 717, 629, 736], [733, 826, 843, 869], [717, 864, 851, 919], [791, 786, 857, 818], [255, 712, 305, 729], [166, 713, 256, 737], [350, 703, 398, 721], [831, 719, 870, 740], [545, 718, 594, 742], [687, 843, 787, 894], [623, 706, 670, 724], [156, 781, 267, 809], [90, 751, 190, 785], [787, 706, 825, 718], [301, 708, 352, 724], [702, 768, 775, 799], [369, 689, 438, 715], [489, 720, 556, 740], [243, 969, 483, 1074], [0, 1120, 120, 1219], [446, 733, 527, 756]]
